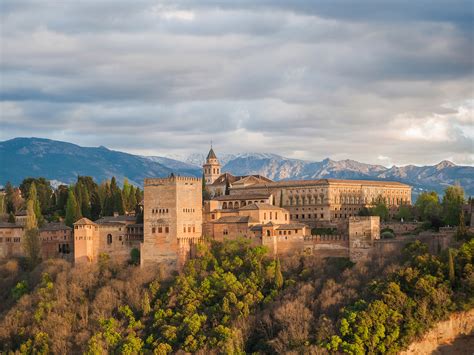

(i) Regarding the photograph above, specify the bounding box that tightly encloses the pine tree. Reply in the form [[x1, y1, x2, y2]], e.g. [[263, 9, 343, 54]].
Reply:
[[8, 212, 15, 223], [274, 259, 283, 289], [448, 248, 455, 286], [65, 189, 80, 227]]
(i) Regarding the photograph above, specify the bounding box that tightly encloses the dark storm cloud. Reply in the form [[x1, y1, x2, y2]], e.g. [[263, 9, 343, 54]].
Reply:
[[0, 0, 472, 166]]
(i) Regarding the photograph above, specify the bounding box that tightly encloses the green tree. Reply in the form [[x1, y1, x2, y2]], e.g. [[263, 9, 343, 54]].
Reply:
[[8, 212, 15, 223], [20, 178, 53, 215], [24, 199, 41, 267], [370, 197, 389, 222], [122, 178, 131, 210], [448, 248, 455, 286], [27, 182, 44, 227], [130, 248, 140, 265], [202, 174, 210, 201], [415, 191, 442, 221], [442, 185, 464, 226], [65, 189, 80, 227], [395, 205, 413, 221], [90, 189, 102, 221], [274, 259, 283, 289]]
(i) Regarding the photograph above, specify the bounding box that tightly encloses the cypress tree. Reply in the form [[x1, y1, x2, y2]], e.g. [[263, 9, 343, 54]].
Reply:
[[90, 189, 102, 221], [448, 248, 455, 286], [123, 178, 131, 210], [135, 188, 142, 205], [5, 182, 15, 214], [128, 185, 137, 211], [65, 189, 80, 227], [28, 182, 44, 227], [114, 190, 125, 215], [8, 212, 16, 223], [24, 199, 41, 267], [274, 259, 283, 289]]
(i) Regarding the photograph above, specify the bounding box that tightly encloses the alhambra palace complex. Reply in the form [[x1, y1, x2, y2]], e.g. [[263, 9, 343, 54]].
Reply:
[[72, 147, 416, 268], [6, 147, 454, 268]]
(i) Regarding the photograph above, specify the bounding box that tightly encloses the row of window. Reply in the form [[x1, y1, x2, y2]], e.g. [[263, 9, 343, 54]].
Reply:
[[152, 226, 170, 234], [222, 200, 266, 209], [183, 226, 196, 233], [152, 208, 169, 214], [292, 214, 325, 220], [0, 237, 21, 243], [183, 208, 195, 213], [204, 168, 220, 175]]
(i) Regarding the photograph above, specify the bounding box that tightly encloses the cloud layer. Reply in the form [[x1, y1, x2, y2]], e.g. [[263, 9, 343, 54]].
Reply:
[[1, 0, 473, 165]]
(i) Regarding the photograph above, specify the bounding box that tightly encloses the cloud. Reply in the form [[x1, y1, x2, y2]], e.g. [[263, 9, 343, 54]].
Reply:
[[0, 0, 472, 166]]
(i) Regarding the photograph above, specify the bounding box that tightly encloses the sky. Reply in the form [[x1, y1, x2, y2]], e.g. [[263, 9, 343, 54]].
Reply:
[[1, 0, 473, 167]]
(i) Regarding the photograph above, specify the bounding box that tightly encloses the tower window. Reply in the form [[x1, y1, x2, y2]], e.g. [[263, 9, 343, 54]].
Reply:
[[107, 234, 112, 244]]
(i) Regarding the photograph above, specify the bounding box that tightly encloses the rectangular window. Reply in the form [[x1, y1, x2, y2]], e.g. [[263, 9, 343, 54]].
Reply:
[[152, 227, 156, 234], [188, 227, 191, 233], [264, 213, 266, 219], [321, 214, 324, 218], [183, 226, 186, 233], [165, 227, 169, 233], [158, 227, 163, 233]]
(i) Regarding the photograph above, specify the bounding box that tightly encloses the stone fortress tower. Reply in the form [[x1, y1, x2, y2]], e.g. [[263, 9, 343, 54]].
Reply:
[[141, 175, 202, 268], [203, 146, 221, 184]]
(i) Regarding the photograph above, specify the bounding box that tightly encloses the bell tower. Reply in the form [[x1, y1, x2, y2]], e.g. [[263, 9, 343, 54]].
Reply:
[[203, 146, 221, 184]]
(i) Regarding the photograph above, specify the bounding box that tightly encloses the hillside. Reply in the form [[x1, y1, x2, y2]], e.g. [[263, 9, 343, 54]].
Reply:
[[0, 138, 201, 186]]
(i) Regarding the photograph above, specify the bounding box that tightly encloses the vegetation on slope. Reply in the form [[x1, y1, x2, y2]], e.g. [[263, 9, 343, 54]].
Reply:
[[0, 235, 472, 354]]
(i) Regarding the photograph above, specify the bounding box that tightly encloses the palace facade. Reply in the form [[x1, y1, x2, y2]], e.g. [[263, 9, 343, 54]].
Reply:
[[70, 147, 411, 268]]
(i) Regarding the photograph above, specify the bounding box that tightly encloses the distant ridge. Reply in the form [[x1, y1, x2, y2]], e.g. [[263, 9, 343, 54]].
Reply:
[[0, 137, 472, 196]]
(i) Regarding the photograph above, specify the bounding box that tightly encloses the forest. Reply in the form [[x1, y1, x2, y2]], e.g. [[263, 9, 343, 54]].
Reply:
[[0, 234, 472, 354]]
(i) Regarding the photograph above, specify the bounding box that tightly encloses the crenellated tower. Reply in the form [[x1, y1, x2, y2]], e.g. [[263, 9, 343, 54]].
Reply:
[[203, 146, 221, 184]]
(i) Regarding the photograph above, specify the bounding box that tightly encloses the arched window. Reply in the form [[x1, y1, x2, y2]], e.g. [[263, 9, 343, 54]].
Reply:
[[266, 230, 271, 237], [107, 234, 112, 244]]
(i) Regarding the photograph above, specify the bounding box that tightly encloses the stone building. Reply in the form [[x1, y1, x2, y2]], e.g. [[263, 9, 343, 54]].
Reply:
[[202, 148, 412, 229], [73, 215, 141, 264], [0, 221, 72, 260], [205, 201, 309, 257], [203, 148, 221, 185], [141, 176, 202, 268], [348, 216, 380, 262]]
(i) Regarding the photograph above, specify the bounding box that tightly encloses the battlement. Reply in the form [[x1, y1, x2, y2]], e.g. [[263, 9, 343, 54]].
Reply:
[[144, 176, 201, 186]]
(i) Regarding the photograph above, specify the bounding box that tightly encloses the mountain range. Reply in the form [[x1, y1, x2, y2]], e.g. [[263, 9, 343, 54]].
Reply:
[[1, 137, 473, 197]]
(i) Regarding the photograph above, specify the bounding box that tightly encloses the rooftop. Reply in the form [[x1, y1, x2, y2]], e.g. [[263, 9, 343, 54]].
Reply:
[[95, 215, 137, 225], [239, 203, 286, 211], [213, 193, 271, 201], [74, 217, 97, 226], [214, 216, 257, 224], [241, 178, 410, 189], [40, 223, 71, 231]]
